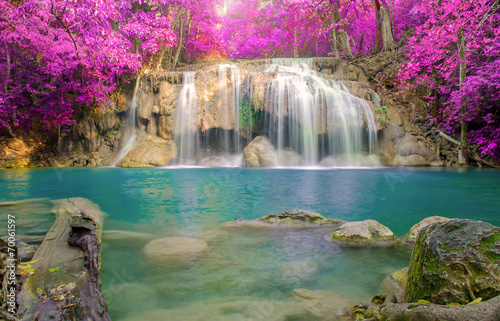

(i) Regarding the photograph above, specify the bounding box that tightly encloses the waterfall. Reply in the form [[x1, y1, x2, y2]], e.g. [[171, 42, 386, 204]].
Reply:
[[263, 59, 378, 166], [174, 72, 199, 165], [231, 67, 242, 153], [218, 65, 231, 152], [113, 76, 141, 166]]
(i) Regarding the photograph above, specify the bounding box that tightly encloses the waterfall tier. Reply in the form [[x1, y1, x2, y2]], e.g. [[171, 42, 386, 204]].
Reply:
[[131, 59, 380, 167]]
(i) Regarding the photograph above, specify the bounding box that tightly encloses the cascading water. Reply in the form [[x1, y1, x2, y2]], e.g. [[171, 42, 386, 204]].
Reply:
[[113, 76, 141, 166], [231, 67, 242, 153], [174, 72, 199, 165], [263, 59, 378, 166]]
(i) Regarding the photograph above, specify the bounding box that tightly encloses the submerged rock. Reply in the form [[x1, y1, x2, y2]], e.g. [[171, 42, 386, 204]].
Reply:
[[117, 134, 177, 167], [404, 219, 500, 305], [329, 220, 396, 245], [243, 136, 278, 167], [143, 237, 208, 265], [258, 209, 340, 226], [406, 216, 451, 244]]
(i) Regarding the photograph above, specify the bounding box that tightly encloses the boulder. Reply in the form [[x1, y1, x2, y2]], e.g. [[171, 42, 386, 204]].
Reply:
[[243, 136, 278, 167], [117, 134, 177, 167], [276, 148, 303, 166], [258, 209, 340, 226], [393, 154, 429, 166], [404, 219, 500, 304], [329, 220, 396, 245], [143, 237, 208, 266], [406, 216, 451, 244]]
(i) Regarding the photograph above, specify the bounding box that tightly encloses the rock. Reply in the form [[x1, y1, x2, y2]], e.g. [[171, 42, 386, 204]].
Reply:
[[406, 216, 451, 244], [276, 148, 303, 166], [258, 209, 340, 226], [290, 288, 353, 320], [379, 295, 500, 321], [243, 136, 278, 167], [143, 237, 208, 266], [394, 154, 428, 166], [103, 230, 156, 243], [404, 219, 500, 304], [329, 220, 397, 245], [380, 267, 409, 301], [117, 134, 177, 167], [14, 239, 37, 262]]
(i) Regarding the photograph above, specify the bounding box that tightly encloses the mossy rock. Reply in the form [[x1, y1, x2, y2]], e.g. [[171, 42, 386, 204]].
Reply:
[[404, 219, 500, 305], [329, 220, 396, 245], [390, 267, 409, 288], [406, 216, 451, 244], [257, 209, 340, 226]]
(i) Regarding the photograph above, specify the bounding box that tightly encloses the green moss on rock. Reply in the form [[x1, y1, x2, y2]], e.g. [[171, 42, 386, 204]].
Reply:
[[329, 220, 396, 245], [404, 219, 500, 305], [257, 209, 340, 225]]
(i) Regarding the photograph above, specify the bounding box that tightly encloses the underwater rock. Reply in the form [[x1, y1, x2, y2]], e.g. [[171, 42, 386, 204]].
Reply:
[[243, 136, 278, 167], [258, 209, 340, 226], [117, 134, 177, 167], [143, 237, 208, 265], [406, 216, 451, 244], [329, 220, 396, 245], [103, 230, 156, 243], [404, 219, 500, 305]]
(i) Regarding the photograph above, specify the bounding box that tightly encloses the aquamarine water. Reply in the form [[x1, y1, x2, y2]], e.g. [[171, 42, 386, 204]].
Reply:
[[1, 167, 499, 320]]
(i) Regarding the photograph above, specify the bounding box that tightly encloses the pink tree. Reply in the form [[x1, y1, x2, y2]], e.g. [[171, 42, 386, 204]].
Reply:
[[398, 0, 500, 161]]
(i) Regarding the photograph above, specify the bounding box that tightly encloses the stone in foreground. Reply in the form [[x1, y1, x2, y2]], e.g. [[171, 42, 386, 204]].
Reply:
[[329, 220, 396, 245], [143, 237, 208, 265], [406, 216, 451, 244], [404, 219, 500, 305], [258, 209, 340, 226]]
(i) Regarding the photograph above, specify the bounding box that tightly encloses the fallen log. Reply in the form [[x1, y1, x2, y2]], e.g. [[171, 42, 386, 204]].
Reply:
[[17, 198, 110, 321], [437, 131, 499, 168]]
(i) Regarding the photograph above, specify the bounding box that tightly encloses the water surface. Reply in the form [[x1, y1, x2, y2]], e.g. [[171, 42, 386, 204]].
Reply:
[[1, 167, 499, 320]]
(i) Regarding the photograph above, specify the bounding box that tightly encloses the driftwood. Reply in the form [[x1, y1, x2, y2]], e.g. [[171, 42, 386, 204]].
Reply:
[[438, 131, 499, 168], [16, 198, 110, 321]]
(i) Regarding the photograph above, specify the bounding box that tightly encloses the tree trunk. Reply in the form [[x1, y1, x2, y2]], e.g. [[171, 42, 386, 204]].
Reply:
[[458, 32, 468, 164], [151, 46, 168, 70], [172, 8, 185, 69], [333, 11, 353, 58], [339, 31, 353, 58], [330, 13, 340, 59], [294, 14, 299, 58], [381, 9, 396, 51], [4, 42, 10, 94], [372, 0, 381, 54], [358, 34, 364, 54]]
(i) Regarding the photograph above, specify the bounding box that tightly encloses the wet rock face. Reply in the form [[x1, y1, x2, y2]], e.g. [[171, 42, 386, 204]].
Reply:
[[258, 209, 340, 226], [404, 219, 500, 304], [378, 121, 438, 166], [243, 135, 277, 167], [329, 220, 396, 245]]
